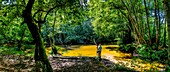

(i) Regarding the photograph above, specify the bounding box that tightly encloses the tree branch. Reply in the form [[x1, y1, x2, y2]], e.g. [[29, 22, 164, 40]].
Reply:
[[33, 9, 43, 23], [43, 5, 59, 21]]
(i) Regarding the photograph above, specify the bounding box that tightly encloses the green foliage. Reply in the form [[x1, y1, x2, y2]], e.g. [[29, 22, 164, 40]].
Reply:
[[22, 45, 35, 49], [165, 65, 170, 71], [50, 46, 61, 55], [88, 0, 124, 39], [119, 44, 136, 53], [49, 50, 53, 55], [137, 45, 168, 62], [0, 2, 33, 45], [41, 19, 99, 45], [111, 65, 135, 72], [55, 46, 61, 51], [0, 46, 25, 55]]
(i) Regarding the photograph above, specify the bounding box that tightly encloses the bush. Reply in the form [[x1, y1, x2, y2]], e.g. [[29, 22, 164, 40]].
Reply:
[[137, 45, 168, 62], [119, 44, 136, 53], [165, 65, 170, 71], [119, 43, 168, 63], [0, 46, 25, 55], [50, 46, 62, 55]]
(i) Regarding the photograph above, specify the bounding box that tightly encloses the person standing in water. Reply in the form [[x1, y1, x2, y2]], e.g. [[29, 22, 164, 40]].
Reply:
[[96, 42, 102, 61]]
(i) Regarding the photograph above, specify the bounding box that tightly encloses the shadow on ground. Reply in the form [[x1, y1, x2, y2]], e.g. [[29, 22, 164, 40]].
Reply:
[[114, 56, 133, 59], [0, 54, 35, 72], [105, 47, 119, 51], [0, 54, 136, 72], [51, 56, 136, 72]]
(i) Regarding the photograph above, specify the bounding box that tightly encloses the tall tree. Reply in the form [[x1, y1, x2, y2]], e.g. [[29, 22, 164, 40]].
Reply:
[[21, 0, 86, 71], [22, 0, 53, 71], [163, 0, 170, 66]]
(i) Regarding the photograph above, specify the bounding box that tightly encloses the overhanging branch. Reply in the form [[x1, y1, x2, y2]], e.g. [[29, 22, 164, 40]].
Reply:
[[43, 5, 60, 21], [33, 9, 44, 23]]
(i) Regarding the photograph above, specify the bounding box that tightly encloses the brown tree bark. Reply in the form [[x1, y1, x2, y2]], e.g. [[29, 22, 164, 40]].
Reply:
[[154, 0, 159, 50]]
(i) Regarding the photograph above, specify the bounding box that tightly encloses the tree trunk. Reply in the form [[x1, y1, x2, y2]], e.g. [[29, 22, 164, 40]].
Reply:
[[144, 0, 152, 45], [154, 0, 159, 50], [127, 18, 133, 44], [52, 12, 58, 55], [163, 0, 170, 67], [163, 19, 167, 47], [22, 0, 53, 72]]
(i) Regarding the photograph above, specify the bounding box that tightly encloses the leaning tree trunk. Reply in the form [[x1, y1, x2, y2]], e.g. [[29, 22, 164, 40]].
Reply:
[[163, 0, 170, 67], [22, 0, 53, 72]]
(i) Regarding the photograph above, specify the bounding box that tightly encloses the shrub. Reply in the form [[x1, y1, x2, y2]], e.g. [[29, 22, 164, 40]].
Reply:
[[119, 43, 136, 53], [137, 45, 168, 62]]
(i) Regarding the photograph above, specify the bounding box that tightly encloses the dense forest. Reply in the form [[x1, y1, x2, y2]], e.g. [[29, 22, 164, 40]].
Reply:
[[0, 0, 170, 72]]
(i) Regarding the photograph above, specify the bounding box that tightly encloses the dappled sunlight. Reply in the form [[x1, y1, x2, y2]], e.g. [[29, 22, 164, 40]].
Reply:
[[46, 45, 165, 71], [113, 57, 165, 71]]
